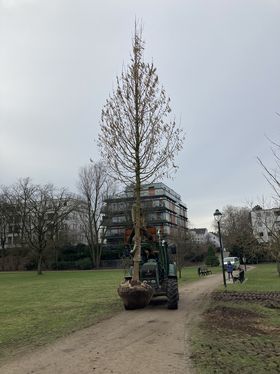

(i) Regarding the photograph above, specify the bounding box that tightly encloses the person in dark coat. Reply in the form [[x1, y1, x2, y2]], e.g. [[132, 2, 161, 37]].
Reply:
[[227, 261, 233, 280]]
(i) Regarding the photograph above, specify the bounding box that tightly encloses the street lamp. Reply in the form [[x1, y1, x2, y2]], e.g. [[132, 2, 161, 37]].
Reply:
[[213, 209, 227, 288]]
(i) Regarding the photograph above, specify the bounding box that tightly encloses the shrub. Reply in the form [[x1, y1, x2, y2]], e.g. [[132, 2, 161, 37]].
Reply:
[[205, 246, 220, 267]]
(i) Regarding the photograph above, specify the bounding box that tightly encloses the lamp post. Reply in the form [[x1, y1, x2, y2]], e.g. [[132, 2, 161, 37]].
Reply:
[[213, 209, 227, 289]]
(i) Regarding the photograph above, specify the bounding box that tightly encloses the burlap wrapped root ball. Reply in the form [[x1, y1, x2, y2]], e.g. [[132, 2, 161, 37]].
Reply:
[[117, 280, 154, 309]]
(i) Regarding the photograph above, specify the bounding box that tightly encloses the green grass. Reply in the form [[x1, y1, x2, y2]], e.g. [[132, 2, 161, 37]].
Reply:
[[224, 263, 280, 292], [0, 266, 200, 364], [0, 264, 250, 366], [179, 265, 220, 284], [0, 270, 124, 362], [191, 264, 280, 374]]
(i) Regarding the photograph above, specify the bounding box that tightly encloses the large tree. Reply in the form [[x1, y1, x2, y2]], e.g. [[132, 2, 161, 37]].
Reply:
[[78, 161, 114, 268], [0, 192, 15, 270], [219, 205, 258, 261], [257, 128, 280, 274], [98, 25, 184, 281], [171, 226, 190, 278], [8, 178, 74, 274]]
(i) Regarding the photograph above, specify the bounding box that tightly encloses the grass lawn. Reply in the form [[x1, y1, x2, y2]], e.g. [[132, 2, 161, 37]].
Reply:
[[191, 263, 280, 374], [179, 265, 220, 284], [0, 270, 124, 363], [0, 266, 201, 364], [223, 263, 280, 292]]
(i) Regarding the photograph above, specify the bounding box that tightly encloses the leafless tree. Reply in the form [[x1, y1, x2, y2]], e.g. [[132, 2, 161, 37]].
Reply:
[[9, 179, 74, 274], [0, 192, 14, 270], [251, 205, 280, 275], [267, 234, 280, 276], [257, 126, 280, 274], [47, 189, 78, 270], [8, 178, 36, 247], [219, 205, 257, 261], [169, 226, 191, 278], [258, 139, 280, 204], [78, 161, 115, 268], [98, 24, 184, 281]]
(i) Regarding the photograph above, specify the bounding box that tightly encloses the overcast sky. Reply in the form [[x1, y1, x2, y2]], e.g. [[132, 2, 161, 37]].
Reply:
[[1, 0, 280, 230]]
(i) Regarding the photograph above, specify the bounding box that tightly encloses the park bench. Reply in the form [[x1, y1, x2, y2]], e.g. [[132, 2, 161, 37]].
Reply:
[[198, 265, 212, 276], [233, 268, 245, 283]]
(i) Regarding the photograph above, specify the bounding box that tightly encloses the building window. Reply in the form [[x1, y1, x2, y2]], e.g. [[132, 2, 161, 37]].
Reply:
[[112, 216, 126, 223], [148, 187, 155, 196]]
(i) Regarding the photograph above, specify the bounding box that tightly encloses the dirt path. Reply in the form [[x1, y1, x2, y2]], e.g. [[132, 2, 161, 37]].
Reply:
[[1, 274, 221, 374]]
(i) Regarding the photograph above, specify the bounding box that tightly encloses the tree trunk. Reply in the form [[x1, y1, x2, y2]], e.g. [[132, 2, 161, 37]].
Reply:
[[178, 267, 182, 279], [1, 247, 5, 271], [132, 38, 141, 282], [95, 244, 102, 269], [1, 238, 6, 271], [37, 252, 43, 275], [132, 178, 141, 281], [277, 260, 280, 277], [89, 244, 95, 269], [53, 243, 58, 270]]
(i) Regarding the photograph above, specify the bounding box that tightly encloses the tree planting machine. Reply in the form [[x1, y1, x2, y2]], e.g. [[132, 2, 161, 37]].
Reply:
[[123, 227, 179, 309]]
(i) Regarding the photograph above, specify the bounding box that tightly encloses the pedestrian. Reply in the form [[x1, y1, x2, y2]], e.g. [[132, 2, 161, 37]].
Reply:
[[227, 261, 233, 280]]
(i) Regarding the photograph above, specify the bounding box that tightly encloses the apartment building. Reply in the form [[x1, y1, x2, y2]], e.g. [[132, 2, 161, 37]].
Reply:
[[189, 228, 220, 248], [102, 182, 188, 250], [250, 205, 280, 242]]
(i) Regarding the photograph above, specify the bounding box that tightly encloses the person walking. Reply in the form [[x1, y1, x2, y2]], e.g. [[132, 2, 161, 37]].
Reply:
[[227, 261, 233, 280]]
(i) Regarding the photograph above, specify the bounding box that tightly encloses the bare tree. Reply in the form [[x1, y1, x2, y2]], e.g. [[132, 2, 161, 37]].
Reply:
[[0, 192, 14, 270], [78, 161, 114, 268], [170, 226, 189, 278], [98, 24, 184, 282], [258, 127, 280, 274], [251, 205, 280, 275], [46, 189, 77, 270], [8, 178, 36, 247], [268, 233, 280, 276], [219, 205, 257, 261], [9, 179, 74, 274]]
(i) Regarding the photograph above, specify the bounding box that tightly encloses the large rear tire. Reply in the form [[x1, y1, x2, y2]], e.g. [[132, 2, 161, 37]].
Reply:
[[167, 278, 179, 309]]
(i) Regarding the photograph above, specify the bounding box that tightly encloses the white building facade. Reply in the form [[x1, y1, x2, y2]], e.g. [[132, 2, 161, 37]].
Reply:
[[189, 228, 220, 248], [250, 205, 280, 243]]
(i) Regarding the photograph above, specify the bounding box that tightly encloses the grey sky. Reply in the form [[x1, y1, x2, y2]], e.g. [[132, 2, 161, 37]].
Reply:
[[1, 0, 280, 230]]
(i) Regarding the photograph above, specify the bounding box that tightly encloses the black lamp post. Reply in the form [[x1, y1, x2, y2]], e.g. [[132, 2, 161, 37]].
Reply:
[[214, 209, 227, 289]]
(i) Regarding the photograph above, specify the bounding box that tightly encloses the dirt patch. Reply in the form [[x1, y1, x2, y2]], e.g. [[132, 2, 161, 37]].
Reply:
[[263, 300, 280, 309], [212, 291, 280, 303], [191, 301, 280, 373], [203, 305, 268, 336]]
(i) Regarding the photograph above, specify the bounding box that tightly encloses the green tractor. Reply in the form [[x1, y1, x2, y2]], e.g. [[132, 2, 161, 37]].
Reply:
[[125, 237, 179, 309]]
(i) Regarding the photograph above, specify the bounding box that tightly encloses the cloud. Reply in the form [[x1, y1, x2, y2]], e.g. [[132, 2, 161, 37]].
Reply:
[[1, 0, 34, 8], [0, 0, 280, 229]]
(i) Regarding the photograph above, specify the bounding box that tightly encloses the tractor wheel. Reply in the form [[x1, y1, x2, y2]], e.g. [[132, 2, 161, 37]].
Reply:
[[167, 278, 179, 309]]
